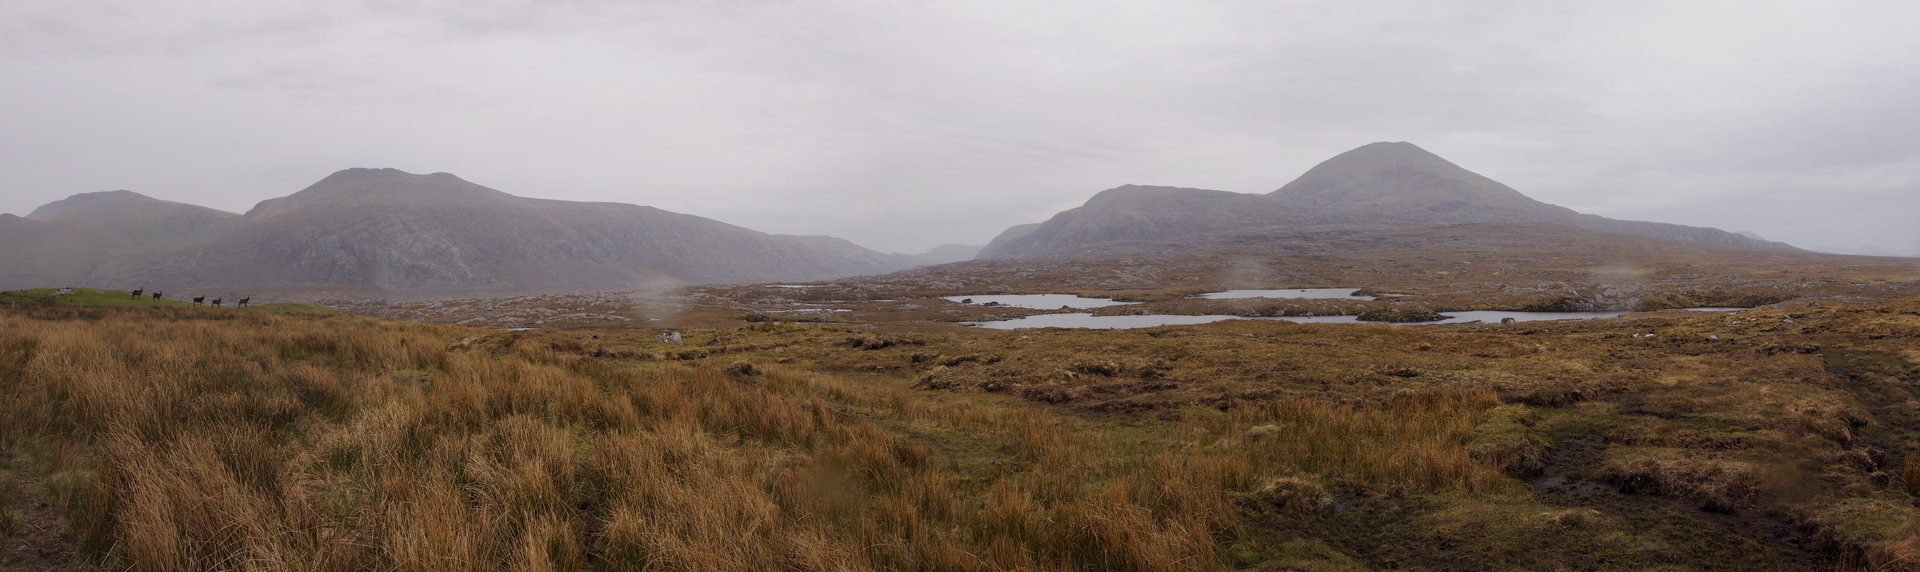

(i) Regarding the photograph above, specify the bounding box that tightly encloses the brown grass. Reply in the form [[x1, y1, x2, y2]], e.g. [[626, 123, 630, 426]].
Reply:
[[1904, 457, 1920, 498], [19, 294, 1920, 568], [0, 306, 1523, 570]]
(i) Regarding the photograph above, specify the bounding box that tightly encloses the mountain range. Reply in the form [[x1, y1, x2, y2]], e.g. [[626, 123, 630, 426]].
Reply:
[[980, 142, 1796, 258], [0, 169, 952, 295], [2, 142, 1822, 296]]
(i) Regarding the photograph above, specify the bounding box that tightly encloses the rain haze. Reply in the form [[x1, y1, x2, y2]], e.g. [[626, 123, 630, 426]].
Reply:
[[3, 1, 1917, 256]]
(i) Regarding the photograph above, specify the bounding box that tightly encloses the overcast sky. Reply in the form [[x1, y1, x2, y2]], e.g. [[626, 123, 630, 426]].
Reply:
[[3, 1, 1917, 255]]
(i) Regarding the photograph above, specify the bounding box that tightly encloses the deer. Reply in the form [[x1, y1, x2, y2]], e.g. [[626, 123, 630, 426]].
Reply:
[[211, 298, 223, 307], [192, 296, 205, 305], [131, 288, 144, 299], [152, 292, 163, 300], [237, 297, 250, 308]]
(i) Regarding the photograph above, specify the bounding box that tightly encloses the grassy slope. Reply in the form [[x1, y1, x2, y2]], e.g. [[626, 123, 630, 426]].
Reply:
[[0, 288, 333, 315], [2, 295, 1919, 569], [0, 288, 202, 309]]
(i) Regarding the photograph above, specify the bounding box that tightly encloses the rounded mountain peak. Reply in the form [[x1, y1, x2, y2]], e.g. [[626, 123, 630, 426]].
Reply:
[[1083, 184, 1225, 204], [245, 168, 517, 218], [27, 190, 156, 219], [27, 189, 237, 222], [315, 167, 469, 183], [1268, 141, 1565, 221], [1277, 142, 1467, 186]]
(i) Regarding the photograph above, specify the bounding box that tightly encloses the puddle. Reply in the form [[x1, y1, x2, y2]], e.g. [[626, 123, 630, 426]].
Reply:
[[943, 294, 1132, 309], [1416, 310, 1628, 324], [968, 310, 1631, 330], [1196, 288, 1375, 300], [1679, 307, 1745, 312], [967, 313, 1256, 329]]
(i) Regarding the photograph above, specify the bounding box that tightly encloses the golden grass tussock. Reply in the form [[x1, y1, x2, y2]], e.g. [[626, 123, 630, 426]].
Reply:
[[1221, 388, 1511, 494], [1904, 457, 1920, 499]]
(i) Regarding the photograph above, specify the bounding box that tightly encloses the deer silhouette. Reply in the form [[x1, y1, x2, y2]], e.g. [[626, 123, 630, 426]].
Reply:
[[193, 296, 205, 305], [211, 298, 223, 307], [237, 297, 251, 308], [152, 292, 163, 300], [130, 288, 144, 299]]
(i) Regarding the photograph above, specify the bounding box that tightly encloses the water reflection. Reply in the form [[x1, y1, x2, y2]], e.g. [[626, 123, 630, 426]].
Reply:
[[942, 294, 1131, 309], [968, 310, 1633, 330], [1196, 288, 1375, 300]]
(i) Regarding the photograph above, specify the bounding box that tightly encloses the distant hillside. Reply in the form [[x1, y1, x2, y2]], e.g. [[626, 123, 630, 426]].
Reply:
[[903, 244, 984, 265], [28, 190, 243, 250], [0, 191, 241, 288], [980, 142, 1797, 259], [7, 169, 918, 294], [978, 186, 1300, 258], [979, 223, 1043, 258], [0, 215, 60, 288]]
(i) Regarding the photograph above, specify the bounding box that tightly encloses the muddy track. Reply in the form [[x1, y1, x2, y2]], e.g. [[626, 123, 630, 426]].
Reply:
[[2, 451, 75, 571], [1825, 347, 1920, 472], [1531, 435, 1827, 569]]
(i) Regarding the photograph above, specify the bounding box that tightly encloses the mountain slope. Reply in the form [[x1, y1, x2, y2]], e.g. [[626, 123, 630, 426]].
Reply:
[[979, 185, 1318, 258], [0, 169, 919, 294], [901, 244, 984, 266], [28, 190, 243, 250], [1268, 142, 1795, 250], [1267, 141, 1572, 223], [979, 223, 1044, 258], [0, 215, 61, 288], [0, 191, 242, 289]]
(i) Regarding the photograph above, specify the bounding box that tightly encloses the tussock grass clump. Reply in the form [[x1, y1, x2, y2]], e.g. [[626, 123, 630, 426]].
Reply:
[[1904, 458, 1920, 498], [0, 462, 17, 537], [1599, 448, 1764, 512], [1223, 389, 1513, 494], [1465, 405, 1549, 477]]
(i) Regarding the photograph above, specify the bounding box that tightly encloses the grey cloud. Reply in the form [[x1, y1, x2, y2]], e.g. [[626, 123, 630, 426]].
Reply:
[[2, 1, 1917, 255]]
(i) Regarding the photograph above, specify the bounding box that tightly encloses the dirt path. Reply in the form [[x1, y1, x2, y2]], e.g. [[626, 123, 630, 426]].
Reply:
[[2, 451, 75, 571]]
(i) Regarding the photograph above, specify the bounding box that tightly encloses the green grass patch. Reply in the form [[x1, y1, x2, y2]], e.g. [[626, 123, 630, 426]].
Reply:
[[0, 288, 198, 309], [0, 288, 334, 316]]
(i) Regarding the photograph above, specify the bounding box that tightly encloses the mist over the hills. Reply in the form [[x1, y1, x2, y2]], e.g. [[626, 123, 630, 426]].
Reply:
[[6, 142, 1860, 298], [3, 2, 1918, 256]]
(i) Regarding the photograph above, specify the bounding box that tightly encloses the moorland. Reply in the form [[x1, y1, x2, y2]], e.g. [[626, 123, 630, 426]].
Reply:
[[5, 142, 1920, 570], [4, 274, 1920, 570]]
